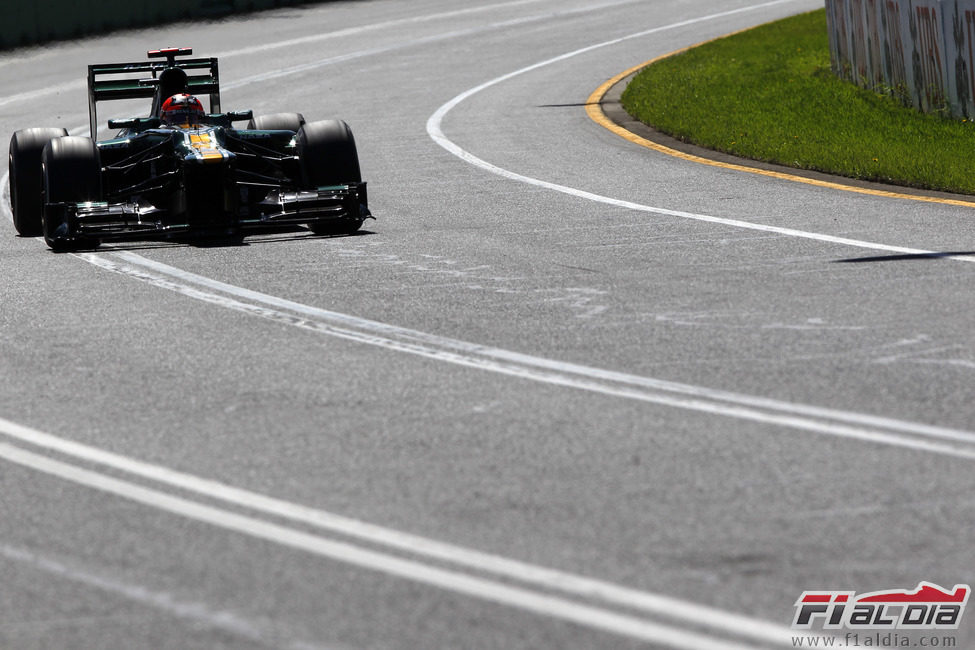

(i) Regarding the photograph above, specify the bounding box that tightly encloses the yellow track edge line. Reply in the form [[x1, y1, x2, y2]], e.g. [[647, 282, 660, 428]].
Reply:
[[586, 45, 975, 210]]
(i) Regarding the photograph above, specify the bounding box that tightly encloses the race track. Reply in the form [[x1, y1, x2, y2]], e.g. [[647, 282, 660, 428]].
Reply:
[[2, 0, 974, 648]]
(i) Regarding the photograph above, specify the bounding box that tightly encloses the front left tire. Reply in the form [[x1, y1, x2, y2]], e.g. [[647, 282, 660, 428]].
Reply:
[[8, 127, 69, 237], [297, 119, 366, 236]]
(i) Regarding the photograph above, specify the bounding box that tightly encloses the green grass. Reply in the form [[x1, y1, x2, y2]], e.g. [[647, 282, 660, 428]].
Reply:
[[620, 9, 975, 195]]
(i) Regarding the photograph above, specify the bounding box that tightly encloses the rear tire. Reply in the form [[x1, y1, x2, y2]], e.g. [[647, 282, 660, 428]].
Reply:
[[42, 136, 102, 252], [8, 128, 69, 237], [246, 112, 305, 132], [297, 119, 364, 236]]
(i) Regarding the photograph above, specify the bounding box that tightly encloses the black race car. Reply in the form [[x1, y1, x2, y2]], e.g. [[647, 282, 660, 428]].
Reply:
[[8, 47, 371, 251]]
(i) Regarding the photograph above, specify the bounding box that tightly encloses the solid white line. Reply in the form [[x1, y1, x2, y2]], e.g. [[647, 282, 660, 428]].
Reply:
[[0, 0, 641, 113], [221, 0, 647, 92], [424, 2, 975, 263], [93, 250, 975, 461], [0, 78, 87, 110], [0, 414, 796, 647], [0, 441, 758, 650], [214, 0, 554, 59], [7, 1, 965, 264]]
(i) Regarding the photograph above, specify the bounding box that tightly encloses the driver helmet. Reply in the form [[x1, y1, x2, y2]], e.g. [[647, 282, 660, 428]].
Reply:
[[161, 93, 205, 126]]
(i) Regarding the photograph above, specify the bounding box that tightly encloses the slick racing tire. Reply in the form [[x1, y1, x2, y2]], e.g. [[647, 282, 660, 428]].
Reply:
[[42, 136, 102, 252], [8, 127, 69, 237], [297, 119, 365, 236], [246, 112, 306, 132]]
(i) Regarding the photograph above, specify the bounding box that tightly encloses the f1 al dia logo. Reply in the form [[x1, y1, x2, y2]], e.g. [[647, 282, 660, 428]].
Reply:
[[792, 582, 970, 630]]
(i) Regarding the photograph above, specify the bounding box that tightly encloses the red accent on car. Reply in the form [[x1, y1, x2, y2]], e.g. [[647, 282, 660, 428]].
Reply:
[[148, 47, 193, 58]]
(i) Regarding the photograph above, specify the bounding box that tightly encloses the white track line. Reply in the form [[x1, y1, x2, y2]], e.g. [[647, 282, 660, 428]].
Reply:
[[5, 0, 970, 459], [8, 1, 963, 263], [214, 0, 554, 59], [0, 0, 642, 112], [0, 0, 520, 107], [0, 415, 797, 647], [10, 175, 970, 461], [80, 250, 975, 462], [221, 0, 648, 92], [0, 439, 777, 650], [425, 1, 975, 263]]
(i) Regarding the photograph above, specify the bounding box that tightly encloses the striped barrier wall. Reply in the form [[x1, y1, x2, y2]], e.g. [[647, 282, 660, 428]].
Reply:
[[825, 0, 975, 119]]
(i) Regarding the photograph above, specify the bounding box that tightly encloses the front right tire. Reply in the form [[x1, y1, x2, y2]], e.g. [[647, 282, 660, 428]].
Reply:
[[41, 136, 102, 252]]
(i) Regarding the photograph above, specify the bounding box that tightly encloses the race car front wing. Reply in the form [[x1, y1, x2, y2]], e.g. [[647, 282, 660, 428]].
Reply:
[[50, 182, 369, 241]]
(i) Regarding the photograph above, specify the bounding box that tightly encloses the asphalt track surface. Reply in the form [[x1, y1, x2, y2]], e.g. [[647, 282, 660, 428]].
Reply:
[[2, 0, 975, 648]]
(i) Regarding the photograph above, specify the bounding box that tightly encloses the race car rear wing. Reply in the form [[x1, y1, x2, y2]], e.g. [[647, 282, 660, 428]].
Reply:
[[88, 48, 220, 137]]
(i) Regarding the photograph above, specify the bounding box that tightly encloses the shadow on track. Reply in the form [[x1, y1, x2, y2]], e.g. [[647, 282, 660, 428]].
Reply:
[[54, 228, 376, 254], [834, 251, 975, 263]]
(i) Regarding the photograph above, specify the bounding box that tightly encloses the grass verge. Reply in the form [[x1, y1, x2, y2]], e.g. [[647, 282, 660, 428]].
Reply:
[[620, 9, 975, 195]]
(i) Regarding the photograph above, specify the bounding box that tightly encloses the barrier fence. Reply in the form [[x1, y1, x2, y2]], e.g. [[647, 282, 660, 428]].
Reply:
[[825, 0, 975, 118]]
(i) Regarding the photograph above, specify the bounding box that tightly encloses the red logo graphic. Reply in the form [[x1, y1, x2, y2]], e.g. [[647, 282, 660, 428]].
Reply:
[[792, 582, 970, 630]]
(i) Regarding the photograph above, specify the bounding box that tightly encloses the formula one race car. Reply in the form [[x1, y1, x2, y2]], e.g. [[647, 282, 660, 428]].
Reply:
[[8, 47, 371, 251]]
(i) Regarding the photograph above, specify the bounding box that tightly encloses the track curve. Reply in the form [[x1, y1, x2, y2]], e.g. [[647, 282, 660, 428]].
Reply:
[[2, 1, 974, 648]]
